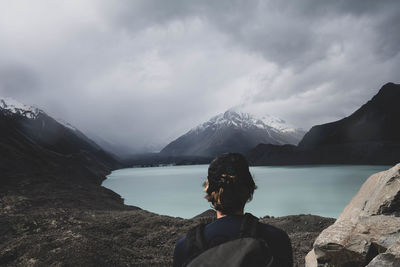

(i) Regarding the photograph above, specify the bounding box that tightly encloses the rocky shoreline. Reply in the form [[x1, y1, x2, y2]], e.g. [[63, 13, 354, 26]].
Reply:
[[0, 177, 335, 266]]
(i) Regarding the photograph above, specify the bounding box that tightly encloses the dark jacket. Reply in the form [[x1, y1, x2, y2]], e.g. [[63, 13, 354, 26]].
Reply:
[[173, 214, 293, 267]]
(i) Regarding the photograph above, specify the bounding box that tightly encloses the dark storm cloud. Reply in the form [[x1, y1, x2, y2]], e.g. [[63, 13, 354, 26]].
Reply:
[[109, 0, 400, 65], [0, 1, 399, 153]]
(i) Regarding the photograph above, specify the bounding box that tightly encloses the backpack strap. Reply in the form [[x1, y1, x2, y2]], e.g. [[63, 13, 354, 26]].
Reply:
[[184, 223, 208, 266], [239, 213, 275, 267], [239, 213, 260, 238]]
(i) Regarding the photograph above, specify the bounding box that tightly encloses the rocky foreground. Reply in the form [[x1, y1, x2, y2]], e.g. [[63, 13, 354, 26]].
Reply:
[[3, 164, 400, 266], [0, 179, 334, 267], [306, 163, 400, 266]]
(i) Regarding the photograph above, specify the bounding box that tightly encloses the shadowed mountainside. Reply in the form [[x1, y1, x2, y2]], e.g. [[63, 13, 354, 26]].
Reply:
[[0, 100, 126, 209], [247, 82, 400, 165]]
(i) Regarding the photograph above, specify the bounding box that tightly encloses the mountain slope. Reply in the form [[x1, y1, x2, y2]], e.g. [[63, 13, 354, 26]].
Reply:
[[299, 82, 400, 148], [0, 98, 122, 187], [247, 82, 400, 165], [161, 110, 305, 157]]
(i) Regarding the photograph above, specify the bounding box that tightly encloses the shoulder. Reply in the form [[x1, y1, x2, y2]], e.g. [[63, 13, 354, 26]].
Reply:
[[173, 223, 207, 267], [174, 236, 187, 252], [259, 222, 290, 241], [257, 222, 293, 266], [173, 236, 187, 267]]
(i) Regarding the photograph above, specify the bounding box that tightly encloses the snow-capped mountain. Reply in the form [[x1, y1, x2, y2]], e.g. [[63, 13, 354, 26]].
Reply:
[[0, 97, 80, 131], [0, 97, 121, 176], [160, 110, 305, 157], [190, 110, 304, 138], [0, 97, 40, 119]]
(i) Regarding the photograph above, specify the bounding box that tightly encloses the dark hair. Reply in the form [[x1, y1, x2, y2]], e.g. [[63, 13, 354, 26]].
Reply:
[[203, 153, 257, 214]]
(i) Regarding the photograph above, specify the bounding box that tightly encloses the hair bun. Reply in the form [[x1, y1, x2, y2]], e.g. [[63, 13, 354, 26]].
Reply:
[[204, 153, 257, 214]]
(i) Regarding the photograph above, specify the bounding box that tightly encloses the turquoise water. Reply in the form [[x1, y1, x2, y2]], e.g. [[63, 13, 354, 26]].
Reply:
[[102, 165, 390, 219]]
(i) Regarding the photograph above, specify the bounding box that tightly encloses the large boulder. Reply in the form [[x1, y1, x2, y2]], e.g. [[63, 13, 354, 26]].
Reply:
[[306, 164, 400, 266]]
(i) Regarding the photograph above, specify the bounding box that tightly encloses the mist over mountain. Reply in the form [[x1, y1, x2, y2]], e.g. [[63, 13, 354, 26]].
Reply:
[[1, 1, 400, 158], [0, 98, 121, 187], [247, 82, 400, 165], [89, 133, 165, 159], [161, 110, 305, 157]]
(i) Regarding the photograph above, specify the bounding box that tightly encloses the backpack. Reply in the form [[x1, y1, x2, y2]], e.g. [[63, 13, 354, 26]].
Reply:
[[183, 213, 274, 267]]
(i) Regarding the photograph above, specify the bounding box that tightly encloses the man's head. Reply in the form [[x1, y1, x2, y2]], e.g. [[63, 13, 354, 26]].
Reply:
[[203, 153, 257, 215]]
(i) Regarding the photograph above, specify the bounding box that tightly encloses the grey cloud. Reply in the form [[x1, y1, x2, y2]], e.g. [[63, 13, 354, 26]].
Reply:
[[0, 1, 399, 153], [0, 64, 41, 100], [374, 8, 400, 59], [205, 0, 400, 66], [107, 0, 400, 66]]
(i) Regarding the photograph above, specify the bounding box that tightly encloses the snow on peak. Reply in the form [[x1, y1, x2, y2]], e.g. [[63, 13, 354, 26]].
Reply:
[[259, 114, 297, 133], [0, 97, 41, 119], [190, 109, 299, 134], [0, 97, 79, 132]]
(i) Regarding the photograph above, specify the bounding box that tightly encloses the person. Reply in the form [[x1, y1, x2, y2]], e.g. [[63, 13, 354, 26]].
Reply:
[[173, 153, 293, 267]]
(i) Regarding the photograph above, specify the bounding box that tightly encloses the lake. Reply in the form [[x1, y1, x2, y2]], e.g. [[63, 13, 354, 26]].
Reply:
[[102, 165, 390, 219]]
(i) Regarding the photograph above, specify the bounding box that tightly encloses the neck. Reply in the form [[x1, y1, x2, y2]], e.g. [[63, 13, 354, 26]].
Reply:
[[216, 209, 244, 219]]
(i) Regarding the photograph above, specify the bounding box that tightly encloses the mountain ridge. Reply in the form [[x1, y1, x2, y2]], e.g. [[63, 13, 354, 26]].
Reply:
[[248, 82, 400, 165], [0, 97, 122, 188], [161, 110, 305, 157]]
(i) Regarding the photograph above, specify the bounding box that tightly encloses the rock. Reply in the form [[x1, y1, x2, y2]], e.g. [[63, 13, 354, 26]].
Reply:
[[367, 253, 400, 267], [367, 239, 400, 266], [191, 209, 216, 219], [305, 249, 318, 267], [306, 164, 400, 266]]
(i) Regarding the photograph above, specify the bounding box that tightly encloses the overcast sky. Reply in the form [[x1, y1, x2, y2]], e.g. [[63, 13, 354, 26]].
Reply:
[[1, 0, 399, 152]]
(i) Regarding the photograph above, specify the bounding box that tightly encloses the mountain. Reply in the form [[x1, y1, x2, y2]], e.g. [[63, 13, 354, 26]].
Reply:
[[160, 110, 305, 157], [299, 82, 400, 148], [247, 82, 400, 165], [0, 97, 122, 188]]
